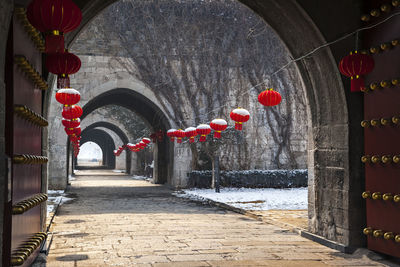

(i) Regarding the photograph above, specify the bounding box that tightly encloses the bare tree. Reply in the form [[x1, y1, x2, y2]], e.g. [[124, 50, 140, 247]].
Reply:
[[74, 0, 308, 170]]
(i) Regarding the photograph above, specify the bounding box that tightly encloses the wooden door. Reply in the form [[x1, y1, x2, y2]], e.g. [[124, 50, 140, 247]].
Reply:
[[3, 8, 48, 267], [362, 1, 400, 258]]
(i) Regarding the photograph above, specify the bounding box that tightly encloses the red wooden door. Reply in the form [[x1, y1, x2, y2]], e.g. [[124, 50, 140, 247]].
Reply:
[[4, 8, 48, 267], [362, 1, 400, 258]]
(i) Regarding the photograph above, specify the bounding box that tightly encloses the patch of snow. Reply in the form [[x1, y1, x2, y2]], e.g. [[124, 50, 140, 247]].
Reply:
[[174, 187, 307, 210], [112, 170, 124, 173], [47, 190, 75, 216]]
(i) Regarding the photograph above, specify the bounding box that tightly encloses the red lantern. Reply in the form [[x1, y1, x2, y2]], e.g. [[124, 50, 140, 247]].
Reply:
[[156, 130, 164, 141], [62, 105, 82, 120], [55, 88, 80, 106], [339, 51, 374, 92], [196, 124, 211, 142], [139, 141, 147, 149], [258, 89, 282, 106], [62, 118, 80, 128], [70, 135, 81, 142], [73, 127, 81, 136], [46, 52, 81, 88], [126, 143, 134, 151], [230, 108, 250, 130], [175, 129, 186, 144], [167, 129, 176, 142], [150, 133, 157, 143], [27, 0, 82, 53], [64, 127, 74, 136], [185, 127, 197, 143], [210, 119, 227, 139], [142, 138, 151, 144]]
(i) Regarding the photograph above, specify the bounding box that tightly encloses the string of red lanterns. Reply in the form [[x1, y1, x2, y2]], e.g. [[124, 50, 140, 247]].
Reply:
[[27, 0, 83, 157]]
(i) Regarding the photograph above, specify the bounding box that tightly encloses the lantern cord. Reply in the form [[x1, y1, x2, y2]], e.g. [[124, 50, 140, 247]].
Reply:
[[169, 10, 400, 128]]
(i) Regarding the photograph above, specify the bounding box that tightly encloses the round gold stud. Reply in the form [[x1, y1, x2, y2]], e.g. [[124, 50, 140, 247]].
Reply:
[[361, 14, 371, 21], [372, 192, 382, 200], [361, 155, 371, 163], [371, 9, 381, 17], [373, 229, 383, 238], [361, 120, 370, 127], [362, 191, 371, 199], [381, 4, 392, 12]]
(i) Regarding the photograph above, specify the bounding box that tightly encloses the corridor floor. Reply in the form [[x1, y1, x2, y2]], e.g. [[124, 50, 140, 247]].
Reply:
[[45, 173, 396, 266]]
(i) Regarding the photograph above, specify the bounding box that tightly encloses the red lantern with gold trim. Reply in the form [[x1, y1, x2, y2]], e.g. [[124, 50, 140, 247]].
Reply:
[[230, 108, 250, 130], [62, 118, 80, 128], [62, 105, 82, 120], [55, 88, 80, 106], [73, 126, 81, 136], [167, 129, 176, 142], [142, 138, 151, 144], [27, 0, 82, 53], [196, 124, 211, 142], [175, 129, 186, 144], [339, 51, 374, 92], [46, 52, 81, 88], [185, 127, 197, 143], [210, 119, 227, 139], [258, 89, 282, 106]]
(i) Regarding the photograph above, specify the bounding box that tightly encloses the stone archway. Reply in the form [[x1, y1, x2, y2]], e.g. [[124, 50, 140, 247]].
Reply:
[[0, 0, 366, 253], [61, 0, 361, 248], [76, 128, 116, 169], [80, 88, 173, 185], [80, 121, 131, 173]]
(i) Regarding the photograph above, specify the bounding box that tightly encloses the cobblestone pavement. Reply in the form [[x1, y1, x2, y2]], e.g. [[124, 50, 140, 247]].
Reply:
[[44, 174, 397, 267]]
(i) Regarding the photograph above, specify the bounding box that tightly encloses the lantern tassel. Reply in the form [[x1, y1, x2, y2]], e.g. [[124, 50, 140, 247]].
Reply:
[[170, 137, 175, 142], [57, 74, 70, 89], [189, 137, 195, 143], [177, 138, 182, 144], [199, 135, 206, 142], [214, 131, 221, 138], [351, 76, 365, 92]]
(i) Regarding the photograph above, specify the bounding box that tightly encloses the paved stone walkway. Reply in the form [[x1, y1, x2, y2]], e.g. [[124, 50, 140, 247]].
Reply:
[[45, 173, 396, 266]]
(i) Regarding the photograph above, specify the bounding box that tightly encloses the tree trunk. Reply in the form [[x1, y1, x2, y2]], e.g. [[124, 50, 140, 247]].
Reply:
[[212, 155, 220, 193]]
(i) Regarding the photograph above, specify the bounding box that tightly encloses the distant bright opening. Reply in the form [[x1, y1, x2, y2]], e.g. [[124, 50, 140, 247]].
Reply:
[[77, 142, 103, 166]]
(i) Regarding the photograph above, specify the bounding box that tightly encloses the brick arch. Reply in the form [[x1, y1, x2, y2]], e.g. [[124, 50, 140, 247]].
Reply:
[[81, 121, 131, 173], [0, 0, 366, 253], [81, 88, 173, 184], [77, 128, 116, 169], [64, 0, 356, 247]]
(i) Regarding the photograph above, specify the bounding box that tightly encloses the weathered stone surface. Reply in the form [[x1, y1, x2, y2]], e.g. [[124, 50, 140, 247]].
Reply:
[[43, 173, 389, 267]]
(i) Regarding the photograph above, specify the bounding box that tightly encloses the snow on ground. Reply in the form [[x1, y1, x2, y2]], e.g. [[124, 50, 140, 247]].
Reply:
[[174, 187, 308, 210], [47, 190, 75, 216]]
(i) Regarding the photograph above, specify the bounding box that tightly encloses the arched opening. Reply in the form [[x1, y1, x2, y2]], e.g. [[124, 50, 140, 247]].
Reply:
[[75, 128, 116, 170], [0, 0, 369, 259], [80, 88, 172, 184], [60, 0, 358, 247], [79, 121, 132, 173], [77, 141, 103, 167]]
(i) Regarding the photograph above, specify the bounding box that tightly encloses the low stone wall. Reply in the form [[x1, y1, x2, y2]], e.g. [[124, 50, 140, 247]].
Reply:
[[187, 169, 307, 188]]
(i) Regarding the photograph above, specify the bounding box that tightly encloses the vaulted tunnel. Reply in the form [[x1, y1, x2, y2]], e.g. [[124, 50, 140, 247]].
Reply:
[[78, 121, 131, 173], [81, 88, 173, 184], [76, 128, 116, 170]]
